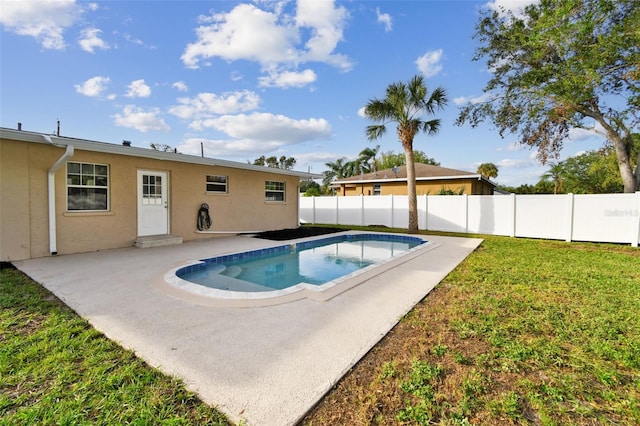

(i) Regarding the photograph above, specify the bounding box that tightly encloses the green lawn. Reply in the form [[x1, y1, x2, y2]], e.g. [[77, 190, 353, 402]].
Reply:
[[304, 231, 640, 425], [2, 231, 639, 425], [0, 265, 231, 426]]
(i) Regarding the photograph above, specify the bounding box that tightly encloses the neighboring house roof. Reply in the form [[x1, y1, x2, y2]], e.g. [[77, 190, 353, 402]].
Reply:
[[0, 127, 321, 179], [333, 163, 496, 186]]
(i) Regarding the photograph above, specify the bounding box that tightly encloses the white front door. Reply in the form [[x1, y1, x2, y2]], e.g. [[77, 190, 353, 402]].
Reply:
[[137, 170, 169, 236]]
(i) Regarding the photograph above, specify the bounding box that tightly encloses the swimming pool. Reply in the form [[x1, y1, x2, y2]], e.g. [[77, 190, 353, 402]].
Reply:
[[164, 232, 435, 307]]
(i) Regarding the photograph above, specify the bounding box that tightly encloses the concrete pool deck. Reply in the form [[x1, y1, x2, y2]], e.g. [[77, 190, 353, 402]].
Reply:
[[15, 232, 482, 425]]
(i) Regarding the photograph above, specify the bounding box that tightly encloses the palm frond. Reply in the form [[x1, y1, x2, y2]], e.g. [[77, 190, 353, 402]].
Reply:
[[420, 118, 441, 135], [364, 99, 394, 122], [366, 124, 387, 141], [364, 74, 448, 142]]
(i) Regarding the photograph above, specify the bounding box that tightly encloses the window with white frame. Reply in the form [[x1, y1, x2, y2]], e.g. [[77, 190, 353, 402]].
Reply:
[[265, 180, 285, 201], [206, 175, 228, 193], [66, 162, 109, 211], [373, 184, 381, 195]]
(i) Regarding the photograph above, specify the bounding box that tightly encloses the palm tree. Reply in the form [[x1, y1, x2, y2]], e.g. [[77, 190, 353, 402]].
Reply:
[[344, 145, 380, 177], [364, 75, 447, 233], [323, 157, 349, 187], [477, 162, 499, 179], [357, 145, 380, 173], [541, 161, 564, 194]]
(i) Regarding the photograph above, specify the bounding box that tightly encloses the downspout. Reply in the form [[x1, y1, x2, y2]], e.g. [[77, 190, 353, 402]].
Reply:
[[44, 135, 74, 255]]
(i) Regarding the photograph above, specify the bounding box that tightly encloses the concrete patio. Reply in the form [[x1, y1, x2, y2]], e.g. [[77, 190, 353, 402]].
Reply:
[[15, 232, 482, 425]]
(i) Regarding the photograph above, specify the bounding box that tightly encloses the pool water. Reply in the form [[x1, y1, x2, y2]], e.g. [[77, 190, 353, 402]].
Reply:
[[176, 234, 425, 292]]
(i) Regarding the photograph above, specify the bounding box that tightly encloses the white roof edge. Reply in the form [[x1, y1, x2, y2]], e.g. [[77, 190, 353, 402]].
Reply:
[[0, 127, 320, 179], [336, 174, 495, 185]]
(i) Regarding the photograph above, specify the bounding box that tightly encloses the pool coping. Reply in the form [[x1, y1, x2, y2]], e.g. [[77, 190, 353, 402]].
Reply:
[[158, 231, 440, 308]]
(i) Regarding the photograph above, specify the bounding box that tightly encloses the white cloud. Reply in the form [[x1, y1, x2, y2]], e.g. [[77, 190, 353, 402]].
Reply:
[[376, 7, 392, 32], [357, 107, 366, 118], [172, 81, 188, 92], [74, 76, 110, 97], [497, 158, 536, 169], [295, 0, 351, 70], [496, 168, 545, 186], [293, 151, 340, 165], [485, 0, 539, 18], [453, 92, 494, 105], [567, 122, 606, 142], [169, 90, 261, 120], [125, 79, 151, 98], [195, 112, 332, 144], [113, 105, 170, 132], [178, 137, 285, 158], [123, 33, 144, 46], [0, 0, 85, 49], [181, 3, 298, 69], [78, 28, 109, 53], [415, 49, 443, 78], [498, 142, 526, 152], [181, 0, 351, 82], [258, 69, 317, 88]]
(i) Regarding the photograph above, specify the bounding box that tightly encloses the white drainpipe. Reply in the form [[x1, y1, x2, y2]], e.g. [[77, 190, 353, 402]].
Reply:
[[44, 135, 74, 255]]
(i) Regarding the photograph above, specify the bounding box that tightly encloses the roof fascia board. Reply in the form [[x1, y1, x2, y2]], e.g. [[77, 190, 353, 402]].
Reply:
[[335, 174, 488, 184], [0, 128, 319, 179]]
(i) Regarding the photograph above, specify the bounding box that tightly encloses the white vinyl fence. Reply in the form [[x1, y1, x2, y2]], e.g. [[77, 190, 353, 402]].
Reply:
[[299, 193, 640, 246]]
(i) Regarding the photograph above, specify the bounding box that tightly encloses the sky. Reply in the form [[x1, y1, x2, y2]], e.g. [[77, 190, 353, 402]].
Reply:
[[0, 0, 607, 187]]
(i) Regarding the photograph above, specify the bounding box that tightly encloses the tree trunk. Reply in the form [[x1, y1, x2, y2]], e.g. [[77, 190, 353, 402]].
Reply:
[[587, 109, 638, 193], [610, 134, 638, 193], [404, 148, 419, 233]]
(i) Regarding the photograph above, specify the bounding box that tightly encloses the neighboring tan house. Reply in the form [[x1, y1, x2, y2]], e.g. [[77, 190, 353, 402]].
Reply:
[[0, 127, 318, 261], [332, 163, 496, 196]]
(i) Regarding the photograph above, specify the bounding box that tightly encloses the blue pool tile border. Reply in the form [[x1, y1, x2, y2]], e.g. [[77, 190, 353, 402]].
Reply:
[[175, 233, 425, 279]]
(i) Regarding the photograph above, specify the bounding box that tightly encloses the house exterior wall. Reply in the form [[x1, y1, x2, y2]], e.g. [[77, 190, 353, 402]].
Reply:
[[340, 179, 493, 196], [0, 140, 32, 260], [0, 137, 300, 261]]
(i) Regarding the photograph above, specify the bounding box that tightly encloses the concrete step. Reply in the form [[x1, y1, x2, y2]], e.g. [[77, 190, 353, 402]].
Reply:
[[134, 234, 183, 248]]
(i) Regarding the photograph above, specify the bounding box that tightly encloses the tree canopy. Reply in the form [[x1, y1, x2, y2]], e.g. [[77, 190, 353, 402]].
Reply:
[[150, 143, 175, 152], [377, 150, 440, 170], [477, 162, 499, 179], [456, 0, 640, 192], [501, 146, 628, 194], [323, 157, 349, 188], [252, 155, 296, 170]]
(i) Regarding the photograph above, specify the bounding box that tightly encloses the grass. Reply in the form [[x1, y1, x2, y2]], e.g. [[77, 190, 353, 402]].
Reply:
[[303, 229, 640, 425], [2, 227, 639, 425], [0, 265, 231, 426]]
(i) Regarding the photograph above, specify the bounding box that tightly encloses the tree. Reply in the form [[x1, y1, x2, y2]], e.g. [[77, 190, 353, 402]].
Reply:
[[150, 143, 175, 152], [477, 162, 499, 179], [456, 0, 640, 192], [252, 155, 267, 166], [377, 150, 440, 170], [354, 145, 380, 174], [252, 155, 296, 170], [541, 162, 565, 194], [413, 151, 440, 167], [364, 75, 447, 233], [323, 157, 349, 187], [300, 180, 322, 196], [541, 148, 626, 194], [377, 151, 405, 169]]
